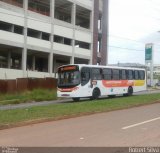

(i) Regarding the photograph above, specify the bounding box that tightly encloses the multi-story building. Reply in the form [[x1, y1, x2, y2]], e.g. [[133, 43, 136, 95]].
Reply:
[[0, 0, 108, 79]]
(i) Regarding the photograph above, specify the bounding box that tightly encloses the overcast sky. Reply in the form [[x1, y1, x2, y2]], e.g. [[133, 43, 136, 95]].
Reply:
[[108, 0, 160, 64]]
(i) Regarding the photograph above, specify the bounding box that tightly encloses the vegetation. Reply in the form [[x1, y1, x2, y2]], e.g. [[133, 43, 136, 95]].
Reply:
[[0, 89, 57, 105], [0, 93, 160, 129]]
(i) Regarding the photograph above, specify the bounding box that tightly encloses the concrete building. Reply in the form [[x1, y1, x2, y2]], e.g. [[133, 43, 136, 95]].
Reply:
[[154, 64, 160, 75], [0, 0, 101, 79], [92, 0, 108, 65]]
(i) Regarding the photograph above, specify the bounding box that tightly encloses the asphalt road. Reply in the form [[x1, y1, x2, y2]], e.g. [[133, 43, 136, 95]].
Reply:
[[0, 103, 159, 147]]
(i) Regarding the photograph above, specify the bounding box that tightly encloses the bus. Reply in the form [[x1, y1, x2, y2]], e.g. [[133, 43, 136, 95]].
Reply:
[[57, 64, 146, 101]]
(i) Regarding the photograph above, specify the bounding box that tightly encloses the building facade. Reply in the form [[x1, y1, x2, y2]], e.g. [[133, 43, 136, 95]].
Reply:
[[92, 0, 108, 65], [0, 0, 95, 79]]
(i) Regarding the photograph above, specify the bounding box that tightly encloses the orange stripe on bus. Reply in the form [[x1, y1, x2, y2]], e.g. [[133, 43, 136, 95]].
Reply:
[[102, 80, 145, 88]]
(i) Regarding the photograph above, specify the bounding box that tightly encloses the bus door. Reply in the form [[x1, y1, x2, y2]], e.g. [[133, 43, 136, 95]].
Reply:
[[80, 67, 92, 96]]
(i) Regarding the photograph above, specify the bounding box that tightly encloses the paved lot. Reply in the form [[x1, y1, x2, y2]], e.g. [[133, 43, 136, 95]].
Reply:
[[0, 103, 159, 147]]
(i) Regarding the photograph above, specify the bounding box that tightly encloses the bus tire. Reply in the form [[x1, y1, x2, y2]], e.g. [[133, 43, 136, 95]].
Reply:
[[72, 97, 80, 102], [108, 95, 116, 98], [90, 88, 100, 100], [124, 86, 133, 96]]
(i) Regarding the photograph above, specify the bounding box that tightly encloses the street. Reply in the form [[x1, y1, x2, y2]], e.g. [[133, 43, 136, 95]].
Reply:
[[0, 103, 159, 146]]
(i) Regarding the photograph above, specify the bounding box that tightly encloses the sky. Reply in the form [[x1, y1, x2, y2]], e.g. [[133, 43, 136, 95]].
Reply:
[[108, 0, 160, 64]]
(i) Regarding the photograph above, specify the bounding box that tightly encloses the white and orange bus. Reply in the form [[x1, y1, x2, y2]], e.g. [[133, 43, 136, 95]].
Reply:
[[57, 64, 146, 101]]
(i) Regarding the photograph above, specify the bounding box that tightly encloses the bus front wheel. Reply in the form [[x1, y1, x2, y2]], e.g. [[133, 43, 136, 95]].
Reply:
[[90, 88, 100, 100]]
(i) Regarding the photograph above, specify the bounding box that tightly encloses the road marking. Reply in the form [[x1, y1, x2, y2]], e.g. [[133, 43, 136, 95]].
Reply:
[[80, 137, 84, 140], [122, 116, 160, 130]]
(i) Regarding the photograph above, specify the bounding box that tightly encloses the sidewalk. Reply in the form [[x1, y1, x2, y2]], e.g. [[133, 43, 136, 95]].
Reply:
[[0, 99, 71, 111], [1, 88, 160, 111]]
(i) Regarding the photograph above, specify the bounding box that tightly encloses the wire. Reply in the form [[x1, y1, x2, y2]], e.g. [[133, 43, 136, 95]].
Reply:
[[108, 45, 144, 52]]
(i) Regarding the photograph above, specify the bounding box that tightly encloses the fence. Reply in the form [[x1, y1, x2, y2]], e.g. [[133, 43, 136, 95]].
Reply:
[[0, 78, 57, 93]]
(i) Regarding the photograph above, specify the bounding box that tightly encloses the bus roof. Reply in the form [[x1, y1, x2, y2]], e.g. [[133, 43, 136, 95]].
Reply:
[[58, 64, 146, 71]]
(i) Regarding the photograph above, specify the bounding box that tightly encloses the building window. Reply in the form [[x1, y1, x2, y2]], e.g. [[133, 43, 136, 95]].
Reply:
[[27, 28, 50, 41], [42, 32, 50, 41], [0, 0, 23, 8], [64, 38, 72, 45], [28, 0, 50, 16], [54, 35, 72, 46], [14, 25, 23, 34], [54, 35, 63, 43], [54, 0, 72, 23], [75, 41, 90, 49], [0, 21, 24, 35], [27, 28, 41, 38], [0, 54, 7, 68], [0, 21, 13, 32], [76, 5, 91, 29]]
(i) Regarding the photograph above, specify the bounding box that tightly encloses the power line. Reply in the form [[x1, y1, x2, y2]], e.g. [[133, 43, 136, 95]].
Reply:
[[108, 45, 144, 52]]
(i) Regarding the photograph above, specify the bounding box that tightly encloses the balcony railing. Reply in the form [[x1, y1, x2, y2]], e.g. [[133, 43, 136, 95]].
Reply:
[[0, 0, 23, 8], [28, 0, 50, 16]]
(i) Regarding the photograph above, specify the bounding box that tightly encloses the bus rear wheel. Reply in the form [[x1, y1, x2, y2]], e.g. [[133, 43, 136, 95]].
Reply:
[[72, 97, 80, 102], [124, 86, 133, 96], [90, 88, 100, 100]]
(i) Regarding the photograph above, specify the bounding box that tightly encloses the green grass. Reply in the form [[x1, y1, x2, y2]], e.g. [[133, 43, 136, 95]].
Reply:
[[0, 93, 160, 129], [0, 89, 57, 105]]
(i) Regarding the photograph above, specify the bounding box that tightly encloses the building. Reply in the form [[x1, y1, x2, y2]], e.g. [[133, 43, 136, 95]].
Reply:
[[0, 0, 105, 79], [92, 0, 108, 65], [153, 64, 160, 75]]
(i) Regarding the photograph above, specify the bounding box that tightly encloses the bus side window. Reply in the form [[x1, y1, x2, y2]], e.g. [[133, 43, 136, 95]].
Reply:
[[127, 70, 133, 80], [120, 69, 127, 80], [139, 70, 145, 80], [134, 70, 139, 80], [81, 67, 90, 86], [112, 69, 120, 80], [102, 68, 112, 80], [92, 68, 102, 80]]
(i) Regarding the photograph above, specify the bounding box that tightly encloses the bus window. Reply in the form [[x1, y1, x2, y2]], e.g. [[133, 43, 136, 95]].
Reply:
[[120, 69, 127, 80], [81, 67, 90, 86], [92, 68, 102, 80], [134, 70, 139, 80], [58, 70, 80, 87], [127, 70, 133, 80], [112, 69, 120, 80], [139, 70, 145, 80], [103, 68, 112, 80]]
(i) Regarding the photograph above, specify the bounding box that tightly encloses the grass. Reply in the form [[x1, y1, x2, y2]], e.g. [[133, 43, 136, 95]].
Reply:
[[0, 93, 160, 129], [0, 89, 57, 105]]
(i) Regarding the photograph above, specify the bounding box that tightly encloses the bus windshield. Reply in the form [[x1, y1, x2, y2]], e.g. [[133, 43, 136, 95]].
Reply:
[[58, 71, 80, 88]]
